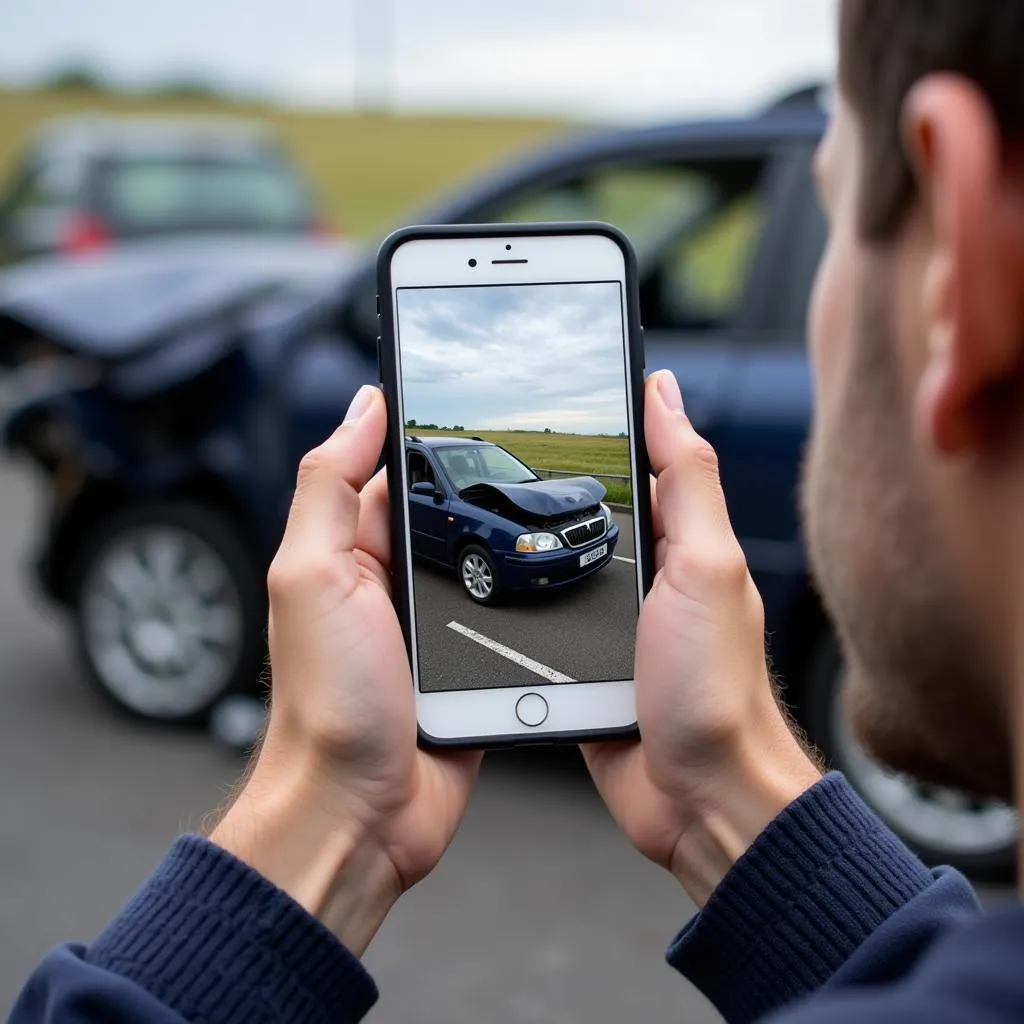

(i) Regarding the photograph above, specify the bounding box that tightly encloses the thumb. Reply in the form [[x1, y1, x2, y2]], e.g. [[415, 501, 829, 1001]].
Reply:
[[279, 385, 387, 561], [644, 371, 741, 572]]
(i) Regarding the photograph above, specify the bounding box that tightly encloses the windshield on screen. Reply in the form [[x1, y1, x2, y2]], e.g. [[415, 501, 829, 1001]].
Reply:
[[436, 445, 539, 492]]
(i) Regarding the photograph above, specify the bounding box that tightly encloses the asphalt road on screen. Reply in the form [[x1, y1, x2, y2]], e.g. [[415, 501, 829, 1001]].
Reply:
[[413, 511, 639, 691]]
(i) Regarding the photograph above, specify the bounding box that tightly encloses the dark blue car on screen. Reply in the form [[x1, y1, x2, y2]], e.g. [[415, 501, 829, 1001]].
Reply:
[[406, 437, 619, 606]]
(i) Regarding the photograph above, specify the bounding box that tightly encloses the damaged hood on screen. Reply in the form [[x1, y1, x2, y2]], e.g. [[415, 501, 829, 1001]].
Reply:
[[459, 476, 606, 524]]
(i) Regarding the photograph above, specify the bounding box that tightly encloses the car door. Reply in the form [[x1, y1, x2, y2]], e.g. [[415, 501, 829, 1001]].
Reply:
[[407, 448, 451, 564], [480, 149, 789, 529]]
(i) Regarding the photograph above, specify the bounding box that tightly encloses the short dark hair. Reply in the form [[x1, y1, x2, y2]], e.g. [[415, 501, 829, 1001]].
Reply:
[[840, 0, 1024, 240]]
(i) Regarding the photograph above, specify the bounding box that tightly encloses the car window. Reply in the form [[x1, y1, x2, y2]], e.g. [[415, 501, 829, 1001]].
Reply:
[[488, 160, 769, 332], [408, 451, 437, 490], [437, 445, 536, 491], [97, 156, 312, 232], [476, 446, 537, 483], [4, 158, 81, 212]]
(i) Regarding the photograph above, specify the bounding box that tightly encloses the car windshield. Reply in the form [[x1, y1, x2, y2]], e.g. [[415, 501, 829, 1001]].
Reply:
[[97, 155, 312, 233], [436, 445, 538, 491]]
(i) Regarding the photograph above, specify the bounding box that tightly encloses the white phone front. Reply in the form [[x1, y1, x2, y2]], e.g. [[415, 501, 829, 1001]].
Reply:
[[377, 225, 651, 747]]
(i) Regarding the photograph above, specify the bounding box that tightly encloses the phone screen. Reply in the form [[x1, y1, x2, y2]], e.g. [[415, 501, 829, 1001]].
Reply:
[[396, 280, 640, 693]]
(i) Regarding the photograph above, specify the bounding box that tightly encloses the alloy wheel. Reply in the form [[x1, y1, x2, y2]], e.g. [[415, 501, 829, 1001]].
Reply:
[[79, 524, 245, 719], [830, 686, 1019, 858], [461, 553, 494, 601]]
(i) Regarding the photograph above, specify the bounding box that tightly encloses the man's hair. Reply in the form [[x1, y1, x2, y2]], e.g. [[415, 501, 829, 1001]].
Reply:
[[840, 0, 1024, 240]]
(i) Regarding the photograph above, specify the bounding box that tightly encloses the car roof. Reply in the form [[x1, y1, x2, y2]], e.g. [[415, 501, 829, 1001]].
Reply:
[[407, 436, 496, 449], [417, 96, 827, 223], [26, 115, 282, 163]]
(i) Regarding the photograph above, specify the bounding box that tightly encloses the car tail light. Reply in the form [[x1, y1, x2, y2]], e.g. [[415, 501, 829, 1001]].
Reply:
[[309, 216, 339, 239], [61, 212, 112, 256]]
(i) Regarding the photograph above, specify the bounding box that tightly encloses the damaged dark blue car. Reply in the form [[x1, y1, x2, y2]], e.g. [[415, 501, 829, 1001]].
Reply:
[[406, 437, 618, 606]]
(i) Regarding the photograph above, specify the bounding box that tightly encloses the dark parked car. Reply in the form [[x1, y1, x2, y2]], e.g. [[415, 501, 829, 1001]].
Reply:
[[406, 436, 618, 605], [0, 116, 328, 263], [0, 87, 1015, 874]]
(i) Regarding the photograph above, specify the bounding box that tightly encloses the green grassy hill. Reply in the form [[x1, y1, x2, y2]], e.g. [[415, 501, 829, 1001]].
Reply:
[[0, 87, 572, 238]]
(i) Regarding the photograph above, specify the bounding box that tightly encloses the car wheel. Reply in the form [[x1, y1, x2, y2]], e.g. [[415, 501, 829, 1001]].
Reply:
[[805, 632, 1018, 879], [458, 544, 502, 606], [70, 503, 266, 724]]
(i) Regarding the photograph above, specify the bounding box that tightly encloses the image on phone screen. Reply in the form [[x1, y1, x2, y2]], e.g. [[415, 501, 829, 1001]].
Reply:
[[396, 280, 640, 692]]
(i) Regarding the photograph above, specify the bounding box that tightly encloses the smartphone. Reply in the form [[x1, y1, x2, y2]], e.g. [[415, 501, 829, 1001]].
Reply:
[[377, 223, 652, 748]]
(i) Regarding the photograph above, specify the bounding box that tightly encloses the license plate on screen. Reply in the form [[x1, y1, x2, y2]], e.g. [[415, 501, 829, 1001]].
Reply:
[[580, 544, 608, 568]]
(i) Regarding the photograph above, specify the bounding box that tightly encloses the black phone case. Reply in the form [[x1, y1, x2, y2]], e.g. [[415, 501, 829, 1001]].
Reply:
[[376, 222, 653, 749]]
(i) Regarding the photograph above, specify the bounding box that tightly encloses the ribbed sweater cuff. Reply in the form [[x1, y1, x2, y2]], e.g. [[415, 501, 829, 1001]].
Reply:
[[667, 772, 933, 1024], [87, 835, 379, 1024]]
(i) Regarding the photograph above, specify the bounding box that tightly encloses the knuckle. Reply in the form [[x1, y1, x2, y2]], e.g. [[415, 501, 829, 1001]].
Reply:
[[296, 446, 327, 485], [267, 551, 342, 600], [717, 543, 751, 587], [689, 435, 721, 480], [669, 540, 750, 594], [266, 555, 299, 599], [662, 433, 721, 489]]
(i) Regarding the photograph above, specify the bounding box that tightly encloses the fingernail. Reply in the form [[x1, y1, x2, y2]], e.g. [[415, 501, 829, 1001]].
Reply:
[[344, 385, 377, 424], [657, 371, 684, 414]]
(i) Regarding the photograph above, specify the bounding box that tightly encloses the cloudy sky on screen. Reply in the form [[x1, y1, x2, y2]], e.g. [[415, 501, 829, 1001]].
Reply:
[[397, 282, 628, 436], [1, 0, 836, 121]]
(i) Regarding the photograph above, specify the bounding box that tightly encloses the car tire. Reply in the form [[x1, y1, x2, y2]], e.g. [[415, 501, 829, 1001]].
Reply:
[[804, 632, 1018, 879], [458, 544, 503, 606], [69, 503, 266, 725]]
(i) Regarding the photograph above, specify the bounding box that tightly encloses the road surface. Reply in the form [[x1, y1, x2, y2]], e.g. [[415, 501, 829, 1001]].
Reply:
[[414, 512, 639, 690], [0, 464, 719, 1022]]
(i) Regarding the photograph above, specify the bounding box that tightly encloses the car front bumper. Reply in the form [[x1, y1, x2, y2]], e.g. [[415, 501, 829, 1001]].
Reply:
[[501, 523, 620, 591]]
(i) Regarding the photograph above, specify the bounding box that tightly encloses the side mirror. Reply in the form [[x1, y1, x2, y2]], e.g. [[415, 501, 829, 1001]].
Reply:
[[411, 481, 438, 497]]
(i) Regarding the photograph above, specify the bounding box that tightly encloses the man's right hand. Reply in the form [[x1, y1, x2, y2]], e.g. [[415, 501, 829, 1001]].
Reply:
[[584, 371, 822, 907]]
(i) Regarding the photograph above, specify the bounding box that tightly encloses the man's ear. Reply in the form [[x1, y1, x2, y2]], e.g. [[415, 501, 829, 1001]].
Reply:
[[903, 74, 1024, 456]]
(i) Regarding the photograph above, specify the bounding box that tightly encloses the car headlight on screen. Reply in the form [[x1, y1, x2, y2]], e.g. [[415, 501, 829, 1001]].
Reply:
[[516, 532, 563, 553], [600, 503, 613, 524]]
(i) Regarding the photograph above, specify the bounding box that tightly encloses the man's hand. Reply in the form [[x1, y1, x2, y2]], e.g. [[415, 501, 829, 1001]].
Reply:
[[585, 371, 821, 907], [211, 385, 481, 954]]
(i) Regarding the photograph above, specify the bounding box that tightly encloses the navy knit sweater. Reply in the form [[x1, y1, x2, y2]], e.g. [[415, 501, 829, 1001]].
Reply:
[[8, 774, 1019, 1023]]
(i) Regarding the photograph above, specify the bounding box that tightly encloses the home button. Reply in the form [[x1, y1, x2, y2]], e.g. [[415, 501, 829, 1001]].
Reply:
[[515, 693, 549, 728]]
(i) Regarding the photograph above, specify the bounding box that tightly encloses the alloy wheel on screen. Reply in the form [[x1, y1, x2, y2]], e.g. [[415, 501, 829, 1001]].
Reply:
[[462, 555, 493, 600]]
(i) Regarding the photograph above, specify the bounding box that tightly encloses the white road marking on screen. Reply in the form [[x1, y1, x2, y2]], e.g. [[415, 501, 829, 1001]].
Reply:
[[613, 556, 636, 565], [446, 622, 576, 683]]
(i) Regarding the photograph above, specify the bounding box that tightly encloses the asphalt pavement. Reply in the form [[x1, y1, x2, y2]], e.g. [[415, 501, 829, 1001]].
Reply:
[[414, 512, 638, 691], [0, 466, 721, 1023]]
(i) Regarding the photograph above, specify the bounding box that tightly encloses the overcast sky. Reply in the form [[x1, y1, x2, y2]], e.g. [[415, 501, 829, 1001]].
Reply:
[[398, 282, 628, 435], [0, 0, 838, 121]]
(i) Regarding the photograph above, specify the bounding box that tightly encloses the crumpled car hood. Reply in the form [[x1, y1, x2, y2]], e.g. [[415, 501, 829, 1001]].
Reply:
[[460, 476, 606, 521], [0, 234, 359, 362]]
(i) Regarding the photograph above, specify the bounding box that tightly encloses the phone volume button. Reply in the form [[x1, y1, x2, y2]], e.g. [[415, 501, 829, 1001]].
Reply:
[[376, 336, 383, 384]]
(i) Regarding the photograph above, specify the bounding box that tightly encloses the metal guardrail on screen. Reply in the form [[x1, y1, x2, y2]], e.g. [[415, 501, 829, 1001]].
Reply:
[[532, 468, 631, 485]]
